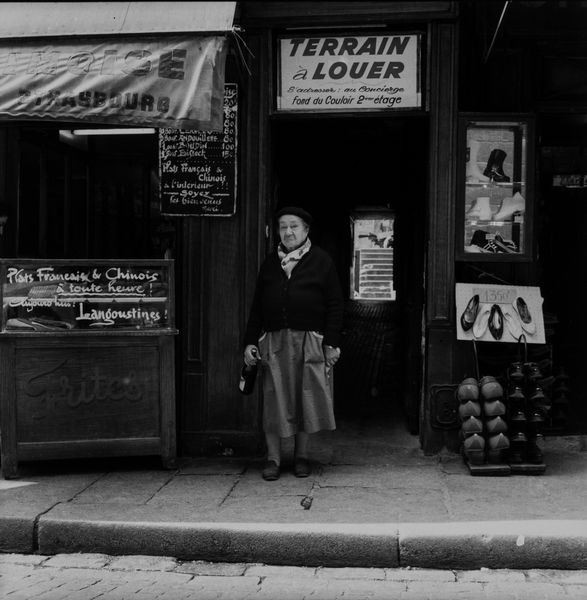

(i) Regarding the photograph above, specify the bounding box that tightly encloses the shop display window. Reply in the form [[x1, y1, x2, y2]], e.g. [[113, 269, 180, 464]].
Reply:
[[350, 210, 395, 301], [457, 115, 534, 261]]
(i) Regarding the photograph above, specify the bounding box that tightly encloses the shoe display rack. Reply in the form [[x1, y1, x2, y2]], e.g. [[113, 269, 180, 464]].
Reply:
[[458, 337, 548, 476], [457, 115, 534, 262]]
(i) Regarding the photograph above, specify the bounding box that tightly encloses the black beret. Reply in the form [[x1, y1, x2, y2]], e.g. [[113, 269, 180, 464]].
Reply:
[[275, 206, 313, 226]]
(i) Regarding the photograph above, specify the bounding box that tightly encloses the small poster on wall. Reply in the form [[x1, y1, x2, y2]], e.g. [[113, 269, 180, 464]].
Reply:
[[456, 283, 545, 344]]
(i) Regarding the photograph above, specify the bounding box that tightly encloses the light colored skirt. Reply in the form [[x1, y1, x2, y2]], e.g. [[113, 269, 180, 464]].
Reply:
[[258, 328, 336, 437]]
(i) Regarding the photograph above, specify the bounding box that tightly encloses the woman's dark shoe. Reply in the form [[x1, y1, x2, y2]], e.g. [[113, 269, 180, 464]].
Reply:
[[508, 385, 525, 401], [488, 304, 504, 340], [460, 295, 480, 332], [294, 458, 311, 478], [524, 362, 542, 381], [508, 362, 525, 382], [483, 148, 511, 182], [262, 460, 281, 481]]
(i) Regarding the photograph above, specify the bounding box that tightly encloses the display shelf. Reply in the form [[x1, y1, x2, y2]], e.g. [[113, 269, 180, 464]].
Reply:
[[457, 114, 534, 261]]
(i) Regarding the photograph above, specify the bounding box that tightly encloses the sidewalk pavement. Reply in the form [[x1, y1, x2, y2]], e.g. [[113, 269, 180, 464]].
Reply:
[[2, 418, 587, 570]]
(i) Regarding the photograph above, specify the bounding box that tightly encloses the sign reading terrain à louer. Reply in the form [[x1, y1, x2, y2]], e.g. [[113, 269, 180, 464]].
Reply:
[[277, 34, 421, 111], [0, 35, 228, 130]]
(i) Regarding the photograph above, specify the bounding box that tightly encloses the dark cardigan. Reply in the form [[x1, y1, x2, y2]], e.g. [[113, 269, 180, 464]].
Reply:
[[244, 245, 344, 348]]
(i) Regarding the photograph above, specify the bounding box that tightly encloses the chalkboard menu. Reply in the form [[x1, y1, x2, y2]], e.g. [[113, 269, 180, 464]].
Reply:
[[0, 260, 174, 332], [159, 83, 238, 216]]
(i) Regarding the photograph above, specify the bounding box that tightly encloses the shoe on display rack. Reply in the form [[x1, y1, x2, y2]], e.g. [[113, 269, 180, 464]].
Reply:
[[466, 139, 490, 183], [493, 192, 526, 221], [456, 377, 480, 401], [466, 196, 493, 220], [488, 304, 504, 340], [463, 433, 486, 465], [473, 304, 492, 338], [486, 433, 510, 464], [512, 297, 536, 335], [460, 295, 480, 332], [483, 148, 511, 183], [458, 400, 482, 419], [479, 375, 504, 400]]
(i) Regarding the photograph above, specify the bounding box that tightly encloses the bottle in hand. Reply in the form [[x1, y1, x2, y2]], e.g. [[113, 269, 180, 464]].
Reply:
[[239, 348, 258, 395]]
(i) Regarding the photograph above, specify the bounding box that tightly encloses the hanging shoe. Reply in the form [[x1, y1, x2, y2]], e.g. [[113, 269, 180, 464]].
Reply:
[[459, 400, 482, 419], [456, 377, 480, 401], [479, 375, 504, 400], [466, 196, 493, 220], [528, 385, 546, 402], [466, 139, 490, 183], [483, 149, 511, 182], [508, 384, 525, 401], [512, 297, 536, 335], [463, 433, 486, 465], [473, 304, 491, 338], [493, 192, 526, 221], [524, 362, 542, 381], [510, 409, 527, 426], [487, 433, 510, 464], [508, 362, 525, 382], [486, 415, 508, 435], [526, 438, 544, 464], [460, 295, 480, 332], [488, 304, 504, 340], [461, 415, 484, 436], [484, 398, 506, 417]]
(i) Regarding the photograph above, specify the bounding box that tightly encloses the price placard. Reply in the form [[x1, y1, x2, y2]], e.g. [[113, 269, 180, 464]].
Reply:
[[159, 83, 238, 216], [473, 287, 517, 305]]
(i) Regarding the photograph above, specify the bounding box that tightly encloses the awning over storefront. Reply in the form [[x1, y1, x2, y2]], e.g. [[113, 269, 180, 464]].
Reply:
[[0, 2, 237, 38], [0, 2, 236, 130]]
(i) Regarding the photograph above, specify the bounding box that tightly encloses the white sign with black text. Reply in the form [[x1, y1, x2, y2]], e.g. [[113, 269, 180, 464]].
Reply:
[[456, 283, 545, 344], [277, 34, 421, 112]]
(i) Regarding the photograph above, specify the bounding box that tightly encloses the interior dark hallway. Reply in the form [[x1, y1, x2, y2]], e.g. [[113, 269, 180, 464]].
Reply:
[[272, 116, 428, 429]]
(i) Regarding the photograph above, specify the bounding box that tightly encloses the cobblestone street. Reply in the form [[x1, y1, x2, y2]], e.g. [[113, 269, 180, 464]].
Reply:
[[2, 553, 587, 599]]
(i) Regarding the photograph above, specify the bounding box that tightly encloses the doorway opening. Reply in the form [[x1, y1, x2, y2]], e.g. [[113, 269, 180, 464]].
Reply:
[[272, 116, 428, 433]]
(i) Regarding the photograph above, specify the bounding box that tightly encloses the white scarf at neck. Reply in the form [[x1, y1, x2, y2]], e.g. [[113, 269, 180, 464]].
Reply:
[[278, 238, 311, 278]]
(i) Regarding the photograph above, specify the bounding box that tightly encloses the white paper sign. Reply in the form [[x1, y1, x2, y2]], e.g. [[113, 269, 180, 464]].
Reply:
[[456, 283, 545, 344], [277, 34, 421, 111]]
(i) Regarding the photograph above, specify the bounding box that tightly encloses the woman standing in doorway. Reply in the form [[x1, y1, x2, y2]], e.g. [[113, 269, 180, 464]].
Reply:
[[243, 206, 344, 481]]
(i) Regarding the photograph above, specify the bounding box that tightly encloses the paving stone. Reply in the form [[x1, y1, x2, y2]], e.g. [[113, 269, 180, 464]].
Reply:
[[146, 474, 237, 507], [456, 568, 526, 583], [179, 459, 248, 475], [108, 554, 178, 571], [525, 569, 587, 584], [43, 553, 110, 569], [245, 564, 317, 578], [384, 567, 456, 582], [72, 471, 173, 505], [316, 566, 387, 580], [0, 553, 49, 566], [175, 560, 249, 577]]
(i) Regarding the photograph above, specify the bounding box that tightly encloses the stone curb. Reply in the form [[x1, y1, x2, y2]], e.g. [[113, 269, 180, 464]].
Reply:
[[38, 520, 400, 568], [36, 518, 587, 569]]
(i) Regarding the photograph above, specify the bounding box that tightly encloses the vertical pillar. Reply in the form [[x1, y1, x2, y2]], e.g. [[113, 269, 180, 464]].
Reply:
[[422, 22, 460, 454]]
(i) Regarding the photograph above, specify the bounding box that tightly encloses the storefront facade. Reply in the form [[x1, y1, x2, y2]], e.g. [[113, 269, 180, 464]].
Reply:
[[2, 2, 586, 469]]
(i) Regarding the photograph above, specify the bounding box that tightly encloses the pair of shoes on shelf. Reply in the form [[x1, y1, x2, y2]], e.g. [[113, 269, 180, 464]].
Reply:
[[466, 192, 525, 222]]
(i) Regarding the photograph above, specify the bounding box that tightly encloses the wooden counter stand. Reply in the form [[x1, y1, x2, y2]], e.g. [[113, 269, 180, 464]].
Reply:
[[0, 259, 177, 479], [0, 331, 176, 478]]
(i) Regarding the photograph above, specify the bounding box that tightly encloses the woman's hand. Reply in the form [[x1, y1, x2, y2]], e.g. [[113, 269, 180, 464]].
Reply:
[[323, 345, 341, 370], [244, 344, 259, 366]]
